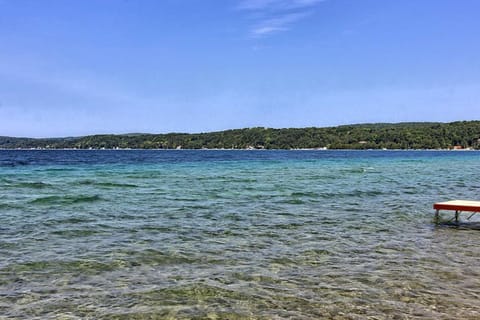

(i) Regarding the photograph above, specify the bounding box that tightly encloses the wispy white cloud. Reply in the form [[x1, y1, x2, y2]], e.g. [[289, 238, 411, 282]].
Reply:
[[251, 11, 311, 36], [237, 0, 325, 37]]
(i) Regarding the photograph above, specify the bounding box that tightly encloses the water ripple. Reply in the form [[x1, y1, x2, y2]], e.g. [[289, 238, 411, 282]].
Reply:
[[1, 150, 480, 319]]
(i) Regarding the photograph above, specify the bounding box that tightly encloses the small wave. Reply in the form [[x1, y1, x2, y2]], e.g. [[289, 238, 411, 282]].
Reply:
[[179, 205, 210, 210], [43, 216, 96, 226], [290, 191, 318, 197], [282, 199, 305, 205], [272, 222, 304, 229], [302, 248, 331, 256], [0, 160, 30, 167], [15, 181, 52, 189], [0, 203, 21, 209], [51, 229, 100, 237], [339, 167, 378, 174], [30, 194, 102, 205], [44, 168, 72, 172], [0, 162, 15, 167], [168, 197, 199, 202], [72, 180, 138, 188], [317, 190, 386, 199], [349, 190, 385, 197], [96, 182, 138, 188], [402, 186, 418, 195], [75, 179, 96, 185]]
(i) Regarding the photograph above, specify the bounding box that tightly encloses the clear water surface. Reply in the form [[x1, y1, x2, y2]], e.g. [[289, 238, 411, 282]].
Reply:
[[1, 150, 480, 319]]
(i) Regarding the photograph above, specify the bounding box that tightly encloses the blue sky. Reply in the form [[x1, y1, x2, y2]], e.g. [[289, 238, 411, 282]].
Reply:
[[1, 0, 479, 137]]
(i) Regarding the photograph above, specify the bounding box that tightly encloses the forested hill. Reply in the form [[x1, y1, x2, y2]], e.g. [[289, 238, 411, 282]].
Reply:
[[1, 121, 480, 150]]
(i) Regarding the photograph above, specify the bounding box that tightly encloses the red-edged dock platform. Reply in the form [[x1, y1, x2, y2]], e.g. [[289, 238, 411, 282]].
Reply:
[[433, 200, 480, 223]]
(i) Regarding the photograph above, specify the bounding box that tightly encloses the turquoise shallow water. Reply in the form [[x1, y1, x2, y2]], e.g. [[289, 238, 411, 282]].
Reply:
[[1, 150, 480, 319]]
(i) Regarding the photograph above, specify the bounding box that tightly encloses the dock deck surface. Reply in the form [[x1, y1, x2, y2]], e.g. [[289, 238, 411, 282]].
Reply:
[[433, 200, 480, 212], [433, 200, 480, 223]]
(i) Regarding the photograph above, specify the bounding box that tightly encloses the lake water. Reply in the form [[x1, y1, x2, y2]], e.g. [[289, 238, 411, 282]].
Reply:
[[1, 150, 480, 319]]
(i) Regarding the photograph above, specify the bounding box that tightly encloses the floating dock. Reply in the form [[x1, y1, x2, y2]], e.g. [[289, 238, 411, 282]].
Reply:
[[433, 200, 480, 223]]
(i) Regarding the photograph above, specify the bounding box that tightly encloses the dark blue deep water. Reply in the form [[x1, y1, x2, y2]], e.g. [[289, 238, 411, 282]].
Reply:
[[1, 150, 480, 319]]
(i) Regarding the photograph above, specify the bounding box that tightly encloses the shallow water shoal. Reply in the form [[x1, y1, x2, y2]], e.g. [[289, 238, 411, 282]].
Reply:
[[1, 150, 480, 319]]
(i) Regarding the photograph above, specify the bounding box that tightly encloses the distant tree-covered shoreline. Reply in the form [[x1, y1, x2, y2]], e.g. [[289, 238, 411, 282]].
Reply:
[[1, 121, 480, 150]]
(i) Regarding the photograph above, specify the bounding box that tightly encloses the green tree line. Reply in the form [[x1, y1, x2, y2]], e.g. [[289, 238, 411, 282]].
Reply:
[[1, 121, 480, 150]]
